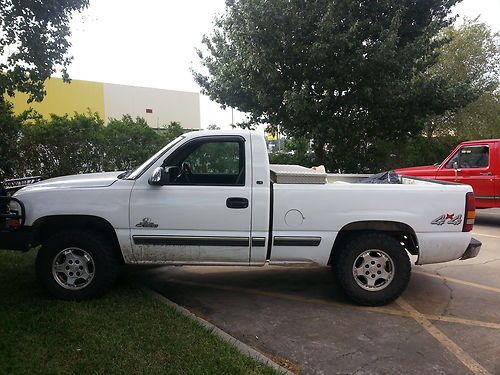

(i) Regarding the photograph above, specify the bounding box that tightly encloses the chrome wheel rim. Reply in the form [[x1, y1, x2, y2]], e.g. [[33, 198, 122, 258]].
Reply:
[[52, 248, 95, 290], [352, 250, 395, 291]]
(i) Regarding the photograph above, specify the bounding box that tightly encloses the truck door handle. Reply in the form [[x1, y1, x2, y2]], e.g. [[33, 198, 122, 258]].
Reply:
[[226, 197, 248, 209], [480, 172, 492, 176]]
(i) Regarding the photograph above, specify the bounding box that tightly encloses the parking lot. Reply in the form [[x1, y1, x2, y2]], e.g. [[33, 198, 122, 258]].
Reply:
[[138, 209, 500, 375]]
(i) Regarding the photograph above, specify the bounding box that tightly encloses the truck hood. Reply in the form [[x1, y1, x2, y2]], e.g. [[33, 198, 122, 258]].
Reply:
[[16, 171, 123, 193], [395, 165, 439, 177]]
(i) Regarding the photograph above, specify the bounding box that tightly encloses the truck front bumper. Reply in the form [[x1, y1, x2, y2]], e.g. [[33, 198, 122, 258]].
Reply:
[[0, 227, 34, 251], [460, 237, 482, 260]]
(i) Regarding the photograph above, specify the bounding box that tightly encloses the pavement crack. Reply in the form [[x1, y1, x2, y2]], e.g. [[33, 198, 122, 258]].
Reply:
[[335, 350, 358, 359], [423, 258, 500, 272], [471, 258, 500, 266], [431, 264, 450, 272], [350, 355, 393, 375], [438, 271, 454, 316]]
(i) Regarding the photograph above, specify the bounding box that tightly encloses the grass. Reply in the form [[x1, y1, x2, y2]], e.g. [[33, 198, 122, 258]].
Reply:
[[0, 249, 279, 375]]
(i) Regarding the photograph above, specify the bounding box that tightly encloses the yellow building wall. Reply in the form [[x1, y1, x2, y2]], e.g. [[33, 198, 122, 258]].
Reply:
[[7, 78, 105, 120]]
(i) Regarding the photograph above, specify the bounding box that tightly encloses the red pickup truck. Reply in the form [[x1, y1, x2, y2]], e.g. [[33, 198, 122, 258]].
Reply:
[[396, 139, 499, 208]]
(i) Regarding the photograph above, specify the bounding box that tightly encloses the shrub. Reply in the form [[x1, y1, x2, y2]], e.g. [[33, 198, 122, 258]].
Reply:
[[101, 115, 163, 172], [0, 101, 22, 180], [18, 112, 103, 179], [4, 111, 189, 180]]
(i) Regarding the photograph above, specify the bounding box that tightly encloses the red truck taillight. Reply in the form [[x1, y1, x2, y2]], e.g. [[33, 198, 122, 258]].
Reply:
[[463, 192, 475, 232]]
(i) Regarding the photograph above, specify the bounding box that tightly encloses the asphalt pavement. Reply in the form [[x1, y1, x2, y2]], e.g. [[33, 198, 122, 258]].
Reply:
[[137, 209, 500, 375]]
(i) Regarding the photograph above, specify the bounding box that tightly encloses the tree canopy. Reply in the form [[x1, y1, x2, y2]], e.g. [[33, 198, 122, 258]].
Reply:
[[0, 0, 89, 103], [425, 20, 500, 138], [0, 101, 22, 179], [194, 0, 490, 171]]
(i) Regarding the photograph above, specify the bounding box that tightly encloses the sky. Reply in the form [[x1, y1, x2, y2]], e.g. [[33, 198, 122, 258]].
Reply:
[[66, 0, 500, 129]]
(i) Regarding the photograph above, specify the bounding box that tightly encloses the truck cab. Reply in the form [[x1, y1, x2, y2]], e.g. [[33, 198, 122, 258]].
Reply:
[[128, 131, 271, 265], [396, 139, 500, 208]]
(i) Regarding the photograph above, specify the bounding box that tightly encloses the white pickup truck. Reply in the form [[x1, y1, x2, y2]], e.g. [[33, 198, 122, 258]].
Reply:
[[0, 130, 481, 306]]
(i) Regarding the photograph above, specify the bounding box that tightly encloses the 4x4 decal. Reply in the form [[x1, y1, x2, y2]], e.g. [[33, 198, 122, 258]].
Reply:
[[431, 213, 462, 226]]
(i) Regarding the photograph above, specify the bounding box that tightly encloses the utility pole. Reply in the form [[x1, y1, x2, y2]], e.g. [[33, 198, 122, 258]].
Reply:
[[277, 124, 281, 151]]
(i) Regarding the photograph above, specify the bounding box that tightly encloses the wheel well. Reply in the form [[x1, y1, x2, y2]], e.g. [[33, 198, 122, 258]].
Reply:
[[327, 221, 419, 265], [32, 215, 124, 264]]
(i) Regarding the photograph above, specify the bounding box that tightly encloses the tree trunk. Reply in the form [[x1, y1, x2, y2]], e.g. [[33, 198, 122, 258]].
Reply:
[[313, 139, 326, 165]]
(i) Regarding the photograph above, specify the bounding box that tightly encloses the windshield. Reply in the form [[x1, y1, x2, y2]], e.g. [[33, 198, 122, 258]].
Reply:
[[125, 136, 185, 179]]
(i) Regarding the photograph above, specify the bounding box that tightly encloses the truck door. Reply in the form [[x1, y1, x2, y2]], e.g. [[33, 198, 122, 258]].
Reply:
[[435, 146, 460, 183], [438, 143, 495, 203], [129, 135, 252, 264]]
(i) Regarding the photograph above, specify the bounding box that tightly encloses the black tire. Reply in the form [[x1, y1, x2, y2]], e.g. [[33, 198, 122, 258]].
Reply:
[[36, 230, 119, 300], [332, 232, 411, 306]]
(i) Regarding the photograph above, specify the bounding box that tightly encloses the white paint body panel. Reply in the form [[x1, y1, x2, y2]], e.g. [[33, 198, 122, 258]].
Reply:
[[15, 178, 136, 262], [271, 183, 472, 265], [129, 131, 253, 264], [130, 185, 252, 263], [13, 130, 474, 267]]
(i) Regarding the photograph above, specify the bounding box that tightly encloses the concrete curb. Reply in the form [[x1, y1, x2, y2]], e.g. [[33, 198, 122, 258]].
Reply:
[[141, 285, 294, 375]]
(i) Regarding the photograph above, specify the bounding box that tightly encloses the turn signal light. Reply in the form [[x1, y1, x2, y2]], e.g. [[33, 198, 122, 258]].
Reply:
[[463, 192, 475, 232], [7, 218, 21, 231]]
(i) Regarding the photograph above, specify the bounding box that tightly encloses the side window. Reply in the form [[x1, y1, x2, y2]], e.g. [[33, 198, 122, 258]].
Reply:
[[172, 140, 245, 186], [445, 151, 460, 169], [445, 146, 489, 169], [185, 142, 241, 175]]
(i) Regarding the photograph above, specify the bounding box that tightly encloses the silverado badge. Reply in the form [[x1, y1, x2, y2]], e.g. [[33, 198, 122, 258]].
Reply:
[[431, 214, 462, 226], [135, 218, 159, 228]]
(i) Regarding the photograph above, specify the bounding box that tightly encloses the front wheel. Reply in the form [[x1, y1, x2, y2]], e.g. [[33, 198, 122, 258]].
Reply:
[[36, 230, 119, 300], [332, 232, 411, 306]]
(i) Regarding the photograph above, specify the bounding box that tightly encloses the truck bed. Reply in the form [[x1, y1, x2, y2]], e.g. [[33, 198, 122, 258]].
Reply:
[[327, 173, 460, 185], [269, 165, 453, 186]]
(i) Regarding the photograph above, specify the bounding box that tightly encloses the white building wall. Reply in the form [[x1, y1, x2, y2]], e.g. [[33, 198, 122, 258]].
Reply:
[[103, 83, 200, 129]]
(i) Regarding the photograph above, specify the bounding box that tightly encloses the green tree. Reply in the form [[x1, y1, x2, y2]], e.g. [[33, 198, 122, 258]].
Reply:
[[0, 0, 88, 179], [0, 101, 22, 179], [194, 0, 479, 172], [102, 115, 163, 172], [364, 135, 461, 172], [11, 114, 184, 179], [425, 21, 500, 138], [0, 0, 89, 103], [18, 112, 103, 178], [450, 92, 500, 139], [268, 136, 314, 167], [160, 121, 186, 143]]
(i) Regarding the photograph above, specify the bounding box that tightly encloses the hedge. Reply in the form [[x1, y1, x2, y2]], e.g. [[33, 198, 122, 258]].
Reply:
[[0, 103, 185, 180]]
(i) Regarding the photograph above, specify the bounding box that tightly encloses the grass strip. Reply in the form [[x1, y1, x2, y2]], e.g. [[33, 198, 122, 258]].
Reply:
[[0, 249, 279, 375]]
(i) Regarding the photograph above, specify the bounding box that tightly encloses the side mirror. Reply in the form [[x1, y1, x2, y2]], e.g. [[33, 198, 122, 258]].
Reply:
[[148, 167, 168, 185], [452, 161, 459, 170]]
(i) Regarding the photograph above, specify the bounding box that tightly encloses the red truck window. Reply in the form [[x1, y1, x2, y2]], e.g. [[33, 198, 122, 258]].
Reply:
[[445, 146, 489, 169]]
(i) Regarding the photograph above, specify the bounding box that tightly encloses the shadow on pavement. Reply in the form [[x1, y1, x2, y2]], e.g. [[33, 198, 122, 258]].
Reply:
[[475, 208, 500, 227]]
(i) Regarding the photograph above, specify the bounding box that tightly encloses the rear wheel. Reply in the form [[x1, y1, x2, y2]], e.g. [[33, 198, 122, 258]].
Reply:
[[332, 232, 411, 306], [36, 230, 119, 300]]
